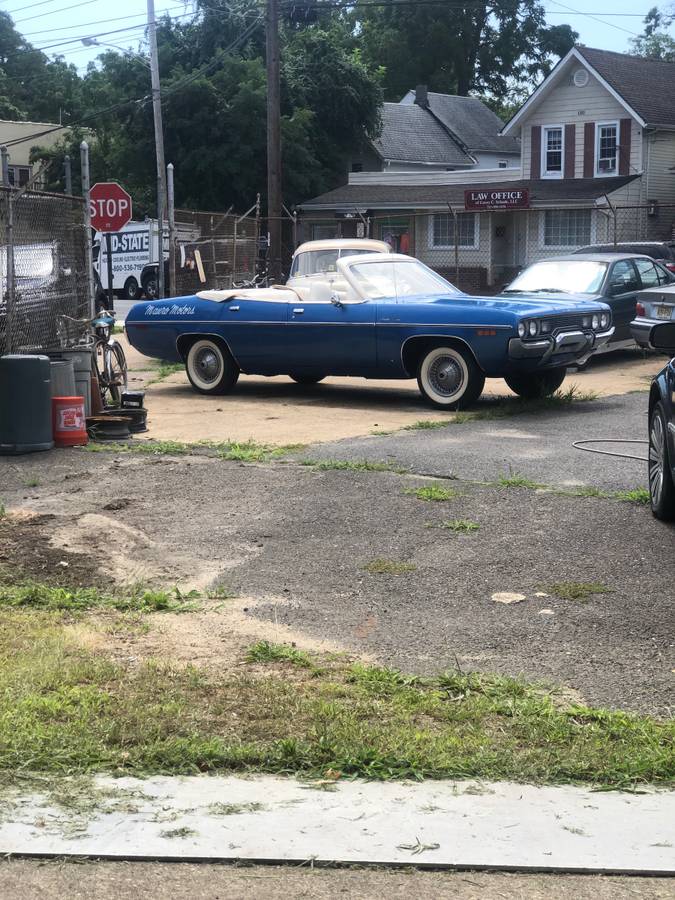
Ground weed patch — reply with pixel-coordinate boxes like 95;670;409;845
451;385;599;424
546;582;612;602
301;459;407;474
246;641;314;669
363;558;417;575
497;471;545;489
0;582;201;614
405;485;457;502
613;487;650;505
0;502;5;519
439;520;480;533
147;361;184;385
404;420;449;431
0;612;671;785
24;478;41;488
83;439;301;462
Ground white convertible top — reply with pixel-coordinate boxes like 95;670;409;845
196;287;300;303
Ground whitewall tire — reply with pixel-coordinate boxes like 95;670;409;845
185;338;239;395
417;345;485;409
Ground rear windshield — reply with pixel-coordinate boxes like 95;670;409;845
290;248;378;278
576;244;673;260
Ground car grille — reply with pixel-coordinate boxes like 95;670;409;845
545;314;586;332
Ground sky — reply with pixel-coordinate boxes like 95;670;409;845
1;0;674;75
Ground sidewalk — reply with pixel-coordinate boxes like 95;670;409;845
1;775;673;874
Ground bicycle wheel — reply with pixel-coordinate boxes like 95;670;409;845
104;340;128;407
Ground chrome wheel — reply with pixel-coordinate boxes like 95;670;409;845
428;354;464;397
649;412;665;507
194;346;222;385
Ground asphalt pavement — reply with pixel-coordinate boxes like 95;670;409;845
306;392;651;493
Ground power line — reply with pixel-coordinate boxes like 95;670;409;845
22;4;188;37
1;0;94;15
13;0;102;24
545;0;640;36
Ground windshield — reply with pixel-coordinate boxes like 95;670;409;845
0;243;56;280
349;260;458;299
505;260;608;295
291;248;377;278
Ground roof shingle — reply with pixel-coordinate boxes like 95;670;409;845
422;92;520;154
300;176;639;209
575;47;675;128
374;103;473;166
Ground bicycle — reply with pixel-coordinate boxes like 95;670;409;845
56;310;128;408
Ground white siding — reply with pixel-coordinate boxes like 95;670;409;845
519;59;642;179
646;131;675;206
471;151;520;169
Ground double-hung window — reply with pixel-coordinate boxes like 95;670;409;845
543;209;592;247
596;122;618;175
430;213;478;249
542;125;563;178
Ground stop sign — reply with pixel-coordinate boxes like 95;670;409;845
89;182;133;232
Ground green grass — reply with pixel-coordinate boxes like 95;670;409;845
613;487;650;505
0;582;201;614
83;438;302;462
0;502;5;519
363;558;417;575
24;477;41;488
405;485;457;502
147;361;184;385
546;582;612;602
404;420;449;431
439;520;480;533
450;385;599;424
246;640;314;669
487;472;650;506
301;459;407;474
0;615;671;786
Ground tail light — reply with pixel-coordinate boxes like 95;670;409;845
666;263;675;273
636;302;646;316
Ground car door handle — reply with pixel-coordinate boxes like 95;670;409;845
229;305;240;311
293;308;304;314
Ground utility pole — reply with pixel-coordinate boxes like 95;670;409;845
266;0;282;282
147;0;167;298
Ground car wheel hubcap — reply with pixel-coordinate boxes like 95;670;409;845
195;347;221;384
649;414;664;506
428;355;463;397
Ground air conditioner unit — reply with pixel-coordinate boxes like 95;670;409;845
598;158;615;172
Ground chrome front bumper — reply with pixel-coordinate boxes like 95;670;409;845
508;328;614;365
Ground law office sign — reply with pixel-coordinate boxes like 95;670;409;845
464;188;530;210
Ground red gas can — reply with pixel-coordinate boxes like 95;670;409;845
52;396;88;447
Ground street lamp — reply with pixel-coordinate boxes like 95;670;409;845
80;37;150;67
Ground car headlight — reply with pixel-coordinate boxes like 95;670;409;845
592;314;599;330
582;316;591;328
529;320;539;337
518;322;526;338
600;312;610;329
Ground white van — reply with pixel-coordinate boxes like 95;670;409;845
94;220;164;301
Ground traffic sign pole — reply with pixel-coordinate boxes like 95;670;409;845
105;233;114;311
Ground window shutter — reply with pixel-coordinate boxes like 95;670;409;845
583;122;595;178
530;125;541;179
564;124;575;179
619;119;631;176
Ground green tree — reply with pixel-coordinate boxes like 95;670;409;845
631;6;675;61
356;0;577;100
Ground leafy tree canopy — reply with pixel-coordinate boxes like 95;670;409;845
631;6;675;62
2;0;578;211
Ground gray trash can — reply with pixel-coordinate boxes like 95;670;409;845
0;354;54;454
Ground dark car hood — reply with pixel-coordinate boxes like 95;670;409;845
426;291;607;316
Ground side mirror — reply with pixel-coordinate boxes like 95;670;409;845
649;321;675;352
330;292;343;308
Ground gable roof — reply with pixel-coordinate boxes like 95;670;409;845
503;46;675;134
575;47;675;129
374;102;474;166
405;91;520;154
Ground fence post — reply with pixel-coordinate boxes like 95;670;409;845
64;155;72;195
167;163;176;297
80;141;95;317
0;146;8;186
233;218;237;286
5;187;14;354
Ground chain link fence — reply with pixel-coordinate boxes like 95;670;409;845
298;204;675;294
171;207;260;294
0;185;90;355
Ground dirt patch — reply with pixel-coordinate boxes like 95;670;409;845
0;517;103;588
95;595;361;673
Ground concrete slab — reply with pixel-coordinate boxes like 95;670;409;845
1;776;673;874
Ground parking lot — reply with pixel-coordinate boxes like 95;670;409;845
2;347;673;716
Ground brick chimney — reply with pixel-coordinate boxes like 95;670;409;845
414;84;429;109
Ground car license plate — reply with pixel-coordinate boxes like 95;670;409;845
655;305;674;320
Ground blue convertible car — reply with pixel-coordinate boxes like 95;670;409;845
125;253;614;409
